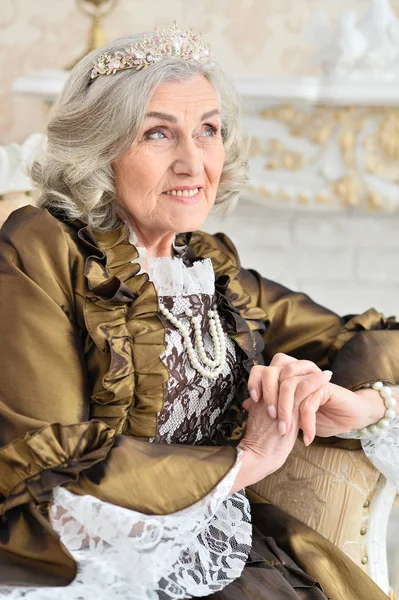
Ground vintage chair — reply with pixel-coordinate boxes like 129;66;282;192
251;439;397;599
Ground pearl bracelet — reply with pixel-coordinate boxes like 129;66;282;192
356;381;397;438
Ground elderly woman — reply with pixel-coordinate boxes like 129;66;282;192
0;23;398;600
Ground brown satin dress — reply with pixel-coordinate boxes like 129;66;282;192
0;205;397;598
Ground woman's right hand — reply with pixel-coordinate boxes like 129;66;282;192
230;396;300;494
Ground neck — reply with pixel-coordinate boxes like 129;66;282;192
130;222;176;258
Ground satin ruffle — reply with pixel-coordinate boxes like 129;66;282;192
0;421;114;512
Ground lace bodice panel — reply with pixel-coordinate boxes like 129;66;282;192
154;293;242;445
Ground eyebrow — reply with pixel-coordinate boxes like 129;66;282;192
145;109;220;123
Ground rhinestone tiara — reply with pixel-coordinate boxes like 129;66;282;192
90;21;213;80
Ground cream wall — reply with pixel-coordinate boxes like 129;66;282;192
0;0;391;144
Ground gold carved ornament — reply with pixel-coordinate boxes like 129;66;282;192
248;105;399;211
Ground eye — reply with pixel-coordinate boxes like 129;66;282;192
203;124;219;137
145;128;167;140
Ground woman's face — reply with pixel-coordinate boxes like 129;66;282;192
113;74;225;238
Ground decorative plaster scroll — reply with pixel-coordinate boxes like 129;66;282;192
244;104;399;211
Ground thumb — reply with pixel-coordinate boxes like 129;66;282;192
242;398;252;411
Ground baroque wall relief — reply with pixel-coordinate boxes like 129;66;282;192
245;103;399;211
240;0;399;213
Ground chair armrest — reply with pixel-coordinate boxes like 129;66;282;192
249;438;395;595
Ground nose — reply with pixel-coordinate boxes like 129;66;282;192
171;135;204;178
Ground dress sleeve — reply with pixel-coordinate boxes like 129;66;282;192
0;209;236;587
237;267;399;391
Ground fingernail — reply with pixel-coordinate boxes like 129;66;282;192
303;435;310;446
250;389;259;402
278;420;287;436
268;404;277;419
324;370;333;378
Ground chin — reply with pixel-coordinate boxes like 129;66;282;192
174;211;210;233
171;202;214;233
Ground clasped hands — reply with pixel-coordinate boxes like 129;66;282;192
244;353;385;445
232;353;386;492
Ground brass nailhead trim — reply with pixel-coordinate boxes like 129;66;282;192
361;556;368;565
360;527;367;535
363;500;370;508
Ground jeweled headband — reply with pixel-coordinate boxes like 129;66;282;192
90;21;213;81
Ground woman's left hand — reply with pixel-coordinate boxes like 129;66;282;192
244;353;388;445
311;385;386;439
292;383;389;442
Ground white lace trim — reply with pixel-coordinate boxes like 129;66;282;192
128;228;215;296
146;255;215;297
360;416;399;489
0;452;251;599
338;416;399;490
337;386;399;490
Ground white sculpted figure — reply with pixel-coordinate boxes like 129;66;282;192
309;0;399;79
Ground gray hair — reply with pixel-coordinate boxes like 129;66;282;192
31;33;249;231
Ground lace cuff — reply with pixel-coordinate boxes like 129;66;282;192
360;415;399;489
0;451;251;599
337;387;399;489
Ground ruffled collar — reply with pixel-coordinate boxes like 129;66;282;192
126;226;215;297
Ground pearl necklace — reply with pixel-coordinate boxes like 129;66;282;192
159;303;227;380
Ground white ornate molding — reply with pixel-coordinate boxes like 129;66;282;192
12;69;69;101
235;77;399;107
12;71;399;108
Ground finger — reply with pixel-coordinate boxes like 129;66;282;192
269;353;297;368
242;398;252;411
247;365;265;403
293;371;332;406
248;365;281;415
279;360;322;384
300;397;320;446
277;371;332;435
299;384;330;445
277;376;303;434
260;366;281;419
